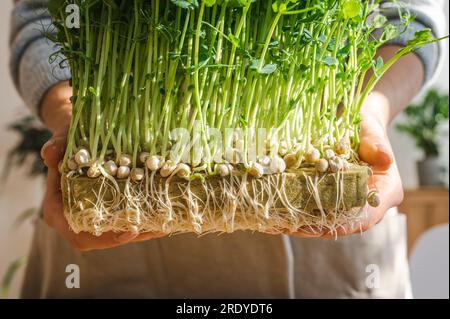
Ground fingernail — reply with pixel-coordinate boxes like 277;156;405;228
115;232;138;243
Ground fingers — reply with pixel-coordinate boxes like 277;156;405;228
133;232;167;243
42;167;63;228
43;166;164;251
41;134;67;169
319;163;404;239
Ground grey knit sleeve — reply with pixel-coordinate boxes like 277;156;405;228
9;0;71;116
380;0;447;85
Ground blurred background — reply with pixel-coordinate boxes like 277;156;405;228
0;1;448;299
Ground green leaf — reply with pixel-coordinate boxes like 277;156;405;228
373;56;384;74
250;60;278;75
341;0;361;20
1;257;27;298
320;56;338;67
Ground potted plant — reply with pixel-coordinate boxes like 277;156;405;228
396;89;449;186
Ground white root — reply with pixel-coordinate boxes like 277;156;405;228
63;165;367;237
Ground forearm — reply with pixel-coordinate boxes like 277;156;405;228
363;45;425;127
10;0;71;116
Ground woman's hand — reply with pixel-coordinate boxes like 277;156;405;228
291;91;404;239
323;92;404;237
40;81;165;252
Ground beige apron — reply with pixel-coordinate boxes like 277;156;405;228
21;210;411;299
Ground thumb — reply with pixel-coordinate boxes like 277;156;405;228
41;134;67;169
359;118;393;172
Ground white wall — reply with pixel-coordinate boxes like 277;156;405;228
0;1;448;299
0;1;43;299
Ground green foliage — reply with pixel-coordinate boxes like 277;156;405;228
2;116;51;181
1;257;27;299
396;89;449;157
45;0;445;172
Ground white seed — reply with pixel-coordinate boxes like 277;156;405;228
248;162;264;178
329;156;343;173
324;148;335;159
104;160;118;176
160;161;176;178
87;165;101;178
67;158;78;171
74;149;90;166
270;156;286;174
306;148;320;163
336;138;350;155
117;166;131;179
119;154;132;167
217;163;231;177
367;191;381;208
146;155;162;171
176;163;191;178
284;153;298;169
131;168;144;182
316;158;329;173
257;155;271;167
139;152;150;164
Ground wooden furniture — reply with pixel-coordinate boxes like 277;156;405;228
399;188;449;255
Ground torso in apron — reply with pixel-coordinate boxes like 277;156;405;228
21;211;411;298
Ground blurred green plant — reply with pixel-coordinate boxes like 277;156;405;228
1;257;27;299
1;116;49;299
2;116;51;180
396;89;449;157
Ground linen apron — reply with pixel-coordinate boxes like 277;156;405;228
20;209;411;299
